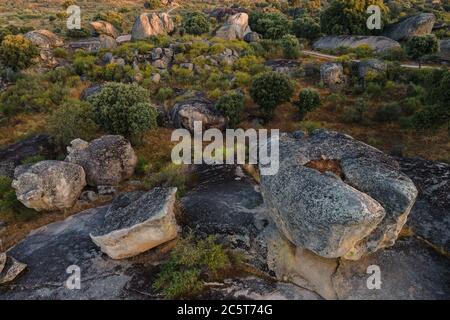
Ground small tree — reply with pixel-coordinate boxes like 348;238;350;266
295;89;321;120
0;35;38;71
250;72;294;119
88;83;157;143
183;12;210;35
405;35;439;68
280;34;302;59
249;12;292;40
292;16;321;42
215;92;245;128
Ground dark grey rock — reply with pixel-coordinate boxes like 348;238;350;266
0;135;56;178
383;13;436;41
81;84;103;100
320;62;347;91
265;59;301;75
357;59;387;80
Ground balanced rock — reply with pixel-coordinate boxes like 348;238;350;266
12;160;86;212
259;130;418;260
90;188;179;259
65;135;137;187
90;20;119;38
383;13;436;41
170;94;227;132
313;36;401;53
24;30;63;49
215;13;251;40
320;62;347;91
131;13;174;40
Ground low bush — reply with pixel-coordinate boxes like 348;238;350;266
373;102;401;122
295;89;321;120
215;91;245;128
144;163;187;196
249;12;292;40
292;15;321;41
47;100;99;147
280;34;302;59
0;176;37;221
250;71;294;119
88;83;158;143
0;35;38;71
183;12;210;35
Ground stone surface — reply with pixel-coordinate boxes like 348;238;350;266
67;36;116;53
439;39;450;59
131;13;174;41
259;130;418;260
397;157;450;253
91;188;179;260
12;160;86;212
215;13;251;40
313;36;401;53
357;59;387;80
65;136;137;187
81;84;103;100
24;30;63;49
320;62;347;91
0;255;27;285
116;34;132;44
170;94;227;132
90;21;119;38
0;134;56;178
244;31;260;43
265;59;301;75
383;13;436;41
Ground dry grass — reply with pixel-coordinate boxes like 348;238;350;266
0;113;48;146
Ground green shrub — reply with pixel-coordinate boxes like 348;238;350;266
292;15;321;41
155;87;174;102
88;83;157;142
233;55;265;74
410;104;448;130
249;12;292;40
405;35;439;68
342;99;367;123
144;0;161;9
0;176;37;221
215;92;245;128
135;156;151;176
250;72;294;118
153;232;233;299
65;28;91;39
93;11;124;32
0;35;38;71
21;155;45;165
298;120;322;134
295;89;321;120
373;102;401;122
73;52;97;75
280;34;302;59
53;47;69;59
183;12;210;35
47;100;99;147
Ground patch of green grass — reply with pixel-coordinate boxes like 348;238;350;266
0;176;37;222
153;232;237;299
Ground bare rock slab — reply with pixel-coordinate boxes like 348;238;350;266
0;253;27;285
90;188;179;259
12;160;86;212
383;13;436;41
259;130;418;260
313;35;400;53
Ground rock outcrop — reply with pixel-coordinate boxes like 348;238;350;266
356;59;387;80
215;13;251;40
90;188;179;259
12;160;86;212
90;20;119;38
0;253;27;285
259;130;418;260
170;94;227;132
24;30;63;49
313;36;401;53
131;13;174;41
439;39;450;59
383;13;436;41
67;36;117;53
65;136;137;187
320;62;347;91
265;59;301;75
0;134;56;178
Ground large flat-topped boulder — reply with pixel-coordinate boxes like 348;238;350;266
12;160;86;212
259;130;418;260
24;30;63;49
383;13;436;41
90;188;179;259
313;35;401;53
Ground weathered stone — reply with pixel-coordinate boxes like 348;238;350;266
243;31;260;43
179;62;194;70
439;39;450;59
265;59;301;75
259;130;418;260
151;73;161;84
67;36;116;53
170;94;227;132
12;160;86;212
357;59;387;80
383;13;436;41
97;186;118;196
0;255;27;285
131;13;174;41
215;13;251;40
24;30;63;49
65;136;137;187
90;188;179;259
90;21;119;38
81;84;103;100
0;134;56;178
320;62;347;91
99;35;117;50
116;34;132;44
313;35;401;53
